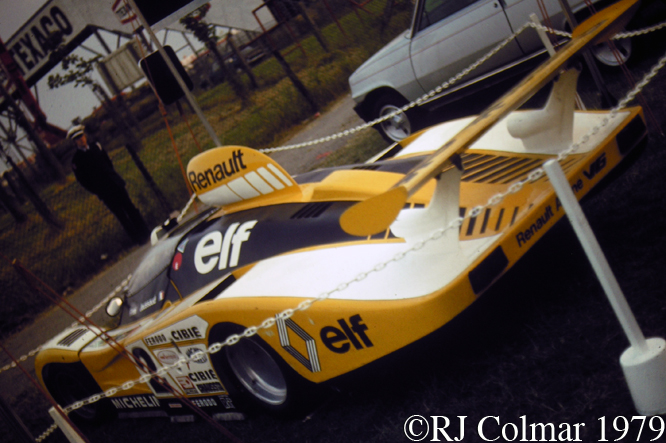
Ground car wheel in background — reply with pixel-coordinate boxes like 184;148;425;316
592;37;632;66
372;93;423;142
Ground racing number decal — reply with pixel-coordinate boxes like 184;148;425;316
132;347;171;395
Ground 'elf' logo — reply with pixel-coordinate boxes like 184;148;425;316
320;314;373;354
194;220;257;274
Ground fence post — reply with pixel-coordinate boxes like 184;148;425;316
0;395;34;443
49;407;87;443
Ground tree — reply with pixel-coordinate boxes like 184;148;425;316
0;81;66;183
0;141;60;227
180;6;250;103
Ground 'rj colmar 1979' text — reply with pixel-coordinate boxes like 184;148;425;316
403;415;666;442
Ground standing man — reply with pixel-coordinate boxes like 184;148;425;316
68;125;150;244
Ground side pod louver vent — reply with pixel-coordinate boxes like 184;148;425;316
291;202;333;219
58;328;88;347
351;165;381;171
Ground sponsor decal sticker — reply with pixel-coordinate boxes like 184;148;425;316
110;394;160;410
276;317;321;373
193;220;258;274
188;148;248;192
156;349;179;366
144;316;209;347
172;252;183;271
139;296;157;312
175;376;198;395
218;395;235;409
515;205;554;248
188;369;218;383
196;382;225;394
186;346;208;364
191;397;218;408
320;314;373;354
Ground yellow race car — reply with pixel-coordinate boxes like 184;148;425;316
34;0;646;423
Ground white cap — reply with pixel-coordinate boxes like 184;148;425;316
67;125;85;140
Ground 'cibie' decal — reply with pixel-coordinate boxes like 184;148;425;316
194;220;258;274
144;316;209;347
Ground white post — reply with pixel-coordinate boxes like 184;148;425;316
529;13;585;110
125;0;222;147
48;407;86;443
543;159;666;415
529;13;556;57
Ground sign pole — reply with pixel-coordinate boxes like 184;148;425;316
124;0;222;147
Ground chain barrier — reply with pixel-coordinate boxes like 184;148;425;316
176;194;198;224
259;20;664;154
60;41;666;415
0;346;41;376
615;20;666;38
35;423;58;442
2;13;661;421
260;21;534;154
0;275;132;377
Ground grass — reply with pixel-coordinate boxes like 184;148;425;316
308;128;388;170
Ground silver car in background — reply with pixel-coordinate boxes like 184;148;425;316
349;0;634;142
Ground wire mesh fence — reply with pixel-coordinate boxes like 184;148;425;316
0;0;413;339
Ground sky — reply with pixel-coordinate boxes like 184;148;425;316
0;0;204;135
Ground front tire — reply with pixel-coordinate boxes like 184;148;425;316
372;93;422;142
42;363;113;424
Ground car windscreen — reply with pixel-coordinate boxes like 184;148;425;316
119;236;181;325
116;208;218;325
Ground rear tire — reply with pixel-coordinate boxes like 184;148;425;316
591;38;631;67
209;324;319;417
